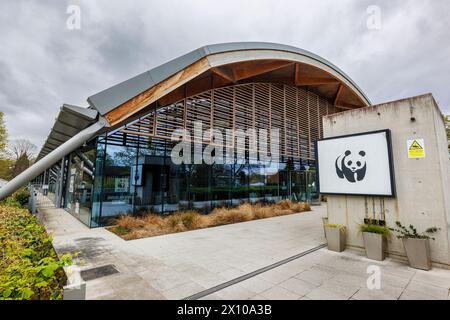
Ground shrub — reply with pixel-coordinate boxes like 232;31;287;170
13;188;30;207
325;223;346;230
0;205;72;300
0;188;31;209
360;223;390;239
390;221;440;240
0;196;22;208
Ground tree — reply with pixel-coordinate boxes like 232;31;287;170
0;112;11;180
7;139;37;178
0;158;14;180
8;139;37;160
0;112;7;154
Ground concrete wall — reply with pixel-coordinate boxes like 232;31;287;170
323;94;450;266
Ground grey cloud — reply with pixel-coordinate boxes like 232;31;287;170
0;0;449;150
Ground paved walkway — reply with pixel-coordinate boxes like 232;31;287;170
40;205;450;300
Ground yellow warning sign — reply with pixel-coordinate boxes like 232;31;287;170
407;139;425;158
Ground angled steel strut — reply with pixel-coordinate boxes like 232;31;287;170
0;118;109;200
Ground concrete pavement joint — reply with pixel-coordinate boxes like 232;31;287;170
183;243;327;300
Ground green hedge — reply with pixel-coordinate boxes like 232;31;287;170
0;188;31;208
0;204;71;300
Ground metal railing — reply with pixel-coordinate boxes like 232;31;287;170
28;184;56;214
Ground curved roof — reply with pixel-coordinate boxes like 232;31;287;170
35;42;371;166
88;42;371;119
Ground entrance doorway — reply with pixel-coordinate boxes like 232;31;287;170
283;170;318;203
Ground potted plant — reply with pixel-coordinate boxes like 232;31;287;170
360;222;390;261
390;221;440;270
325;224;346;252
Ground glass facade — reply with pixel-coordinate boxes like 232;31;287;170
77;135;317;226
52;82;330;227
56;135;318;227
63;147;96;226
54;142;319;228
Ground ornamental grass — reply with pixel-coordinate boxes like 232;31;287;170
110;200;311;240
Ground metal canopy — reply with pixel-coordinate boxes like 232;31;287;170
36;104;98;161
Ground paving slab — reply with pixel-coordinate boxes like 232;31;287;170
259;286;301;300
40;204;450;300
306;287;350;300
279;277;319;296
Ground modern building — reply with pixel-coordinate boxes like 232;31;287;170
1;42;371;227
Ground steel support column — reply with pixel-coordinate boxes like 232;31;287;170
0;118;108;200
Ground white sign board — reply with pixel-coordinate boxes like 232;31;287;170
316;130;395;197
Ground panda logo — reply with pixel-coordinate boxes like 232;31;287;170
335;150;367;183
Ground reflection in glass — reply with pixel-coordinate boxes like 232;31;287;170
73;128;319;227
64;148;96;226
100;144;135;220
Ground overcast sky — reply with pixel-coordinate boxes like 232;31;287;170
1;0;449;150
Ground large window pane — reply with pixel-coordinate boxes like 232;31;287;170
135;154;165;213
100;145;136;221
211;164;232;207
249;161;265;203
231;161;249;205
190;164;211;211
91;141;105;227
64;148;95;226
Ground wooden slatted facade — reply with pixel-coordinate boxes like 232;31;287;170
117;82;338;160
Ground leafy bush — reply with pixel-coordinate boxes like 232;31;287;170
389;221;440;240
0;205;72;300
360;223;390;239
0;188;31;209
13;188;30;207
0;196;22;208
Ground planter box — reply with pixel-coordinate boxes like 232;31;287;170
363;232;386;261
63;282;86;300
325;227;346;252
402;238;432;270
63;265;86;300
322;217;329;239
